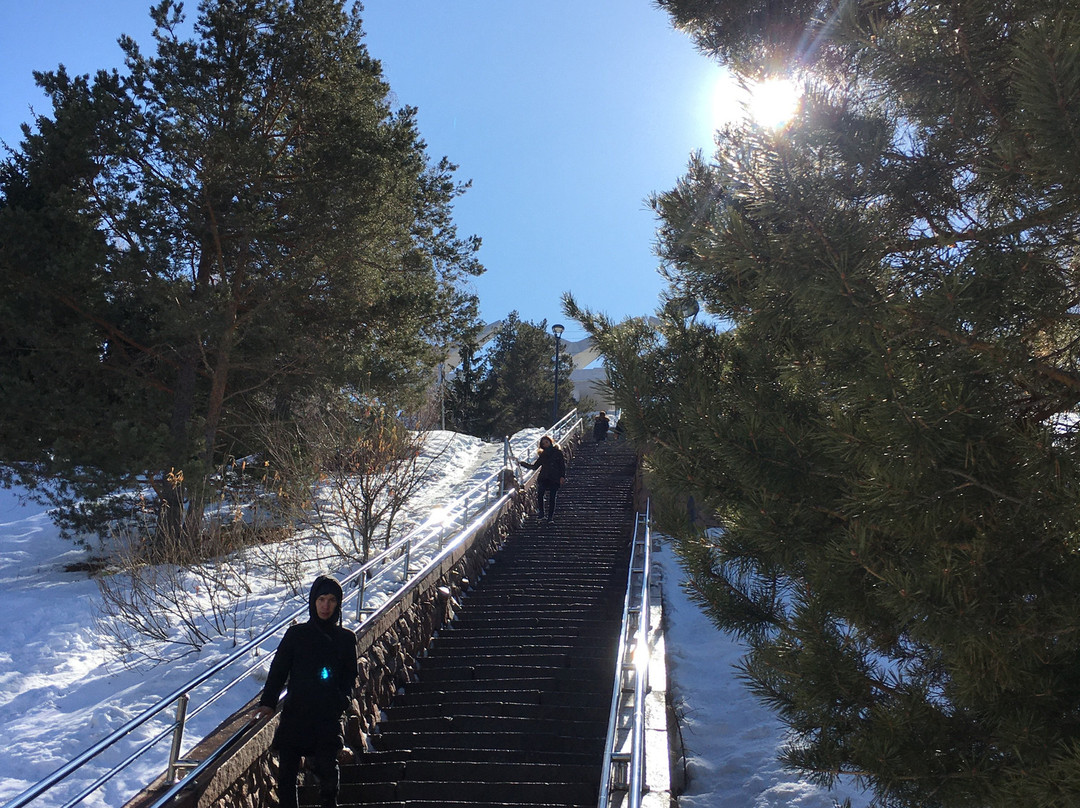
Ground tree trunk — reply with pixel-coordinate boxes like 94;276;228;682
159;340;199;548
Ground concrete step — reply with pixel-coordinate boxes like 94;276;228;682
423;647;610;661
409;661;610;683
397;673;610;696
337;753;596;784
417;652;609;671
437;617;616;634
371;729;603;756
388;688;609;711
334;777;596;805
425;636;613;653
432;608;618;624
386;702;608;723
376;713;606;737
409;671;609;692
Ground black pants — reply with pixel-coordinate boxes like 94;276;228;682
537;481;560;520
277;745;339;808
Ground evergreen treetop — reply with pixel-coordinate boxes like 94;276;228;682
444;312;576;439
0;0;482;542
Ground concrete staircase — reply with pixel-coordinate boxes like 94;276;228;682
314;438;638;808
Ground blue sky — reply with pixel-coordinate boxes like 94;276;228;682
0;1;727;344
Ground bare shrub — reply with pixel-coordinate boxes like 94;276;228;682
94;474;303;664
267;398;446;565
93;394;447;662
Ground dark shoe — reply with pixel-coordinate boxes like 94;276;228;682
536;516;547;524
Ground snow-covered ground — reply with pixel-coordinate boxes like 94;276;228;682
656;546;867;807
0;428;867;807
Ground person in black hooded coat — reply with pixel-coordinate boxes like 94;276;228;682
593;411;610;442
517;434;567;523
255;574;358;808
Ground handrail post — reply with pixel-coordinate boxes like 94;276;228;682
501;437;510;495
166;693;190;784
355;570;367;623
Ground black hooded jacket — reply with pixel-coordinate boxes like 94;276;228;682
593;413;610;440
258;575;359;752
521;442;566;485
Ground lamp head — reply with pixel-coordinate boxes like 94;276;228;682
552;323;565;338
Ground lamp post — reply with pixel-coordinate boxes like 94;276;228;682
551;323;565;424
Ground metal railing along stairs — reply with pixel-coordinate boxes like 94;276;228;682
599;502;653;808
1;413;583;808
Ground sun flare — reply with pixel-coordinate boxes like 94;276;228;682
748;77;801;128
710;73;802;130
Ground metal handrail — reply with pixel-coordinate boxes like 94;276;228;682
2;423;583;808
598;501;652;808
629;507;652;806
508;411;581;484
146;717;258;808
551;409;580;441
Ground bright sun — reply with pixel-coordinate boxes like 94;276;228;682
711;73;801;130
748;77;801;127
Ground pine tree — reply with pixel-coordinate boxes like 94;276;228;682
0;0;481;543
572;1;1080;805
465;312;575;439
444;335;485;435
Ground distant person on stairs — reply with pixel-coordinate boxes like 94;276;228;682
254;574;358;808
518;434;566;524
593;411;610;442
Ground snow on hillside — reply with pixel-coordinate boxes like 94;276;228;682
0;428;866;807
